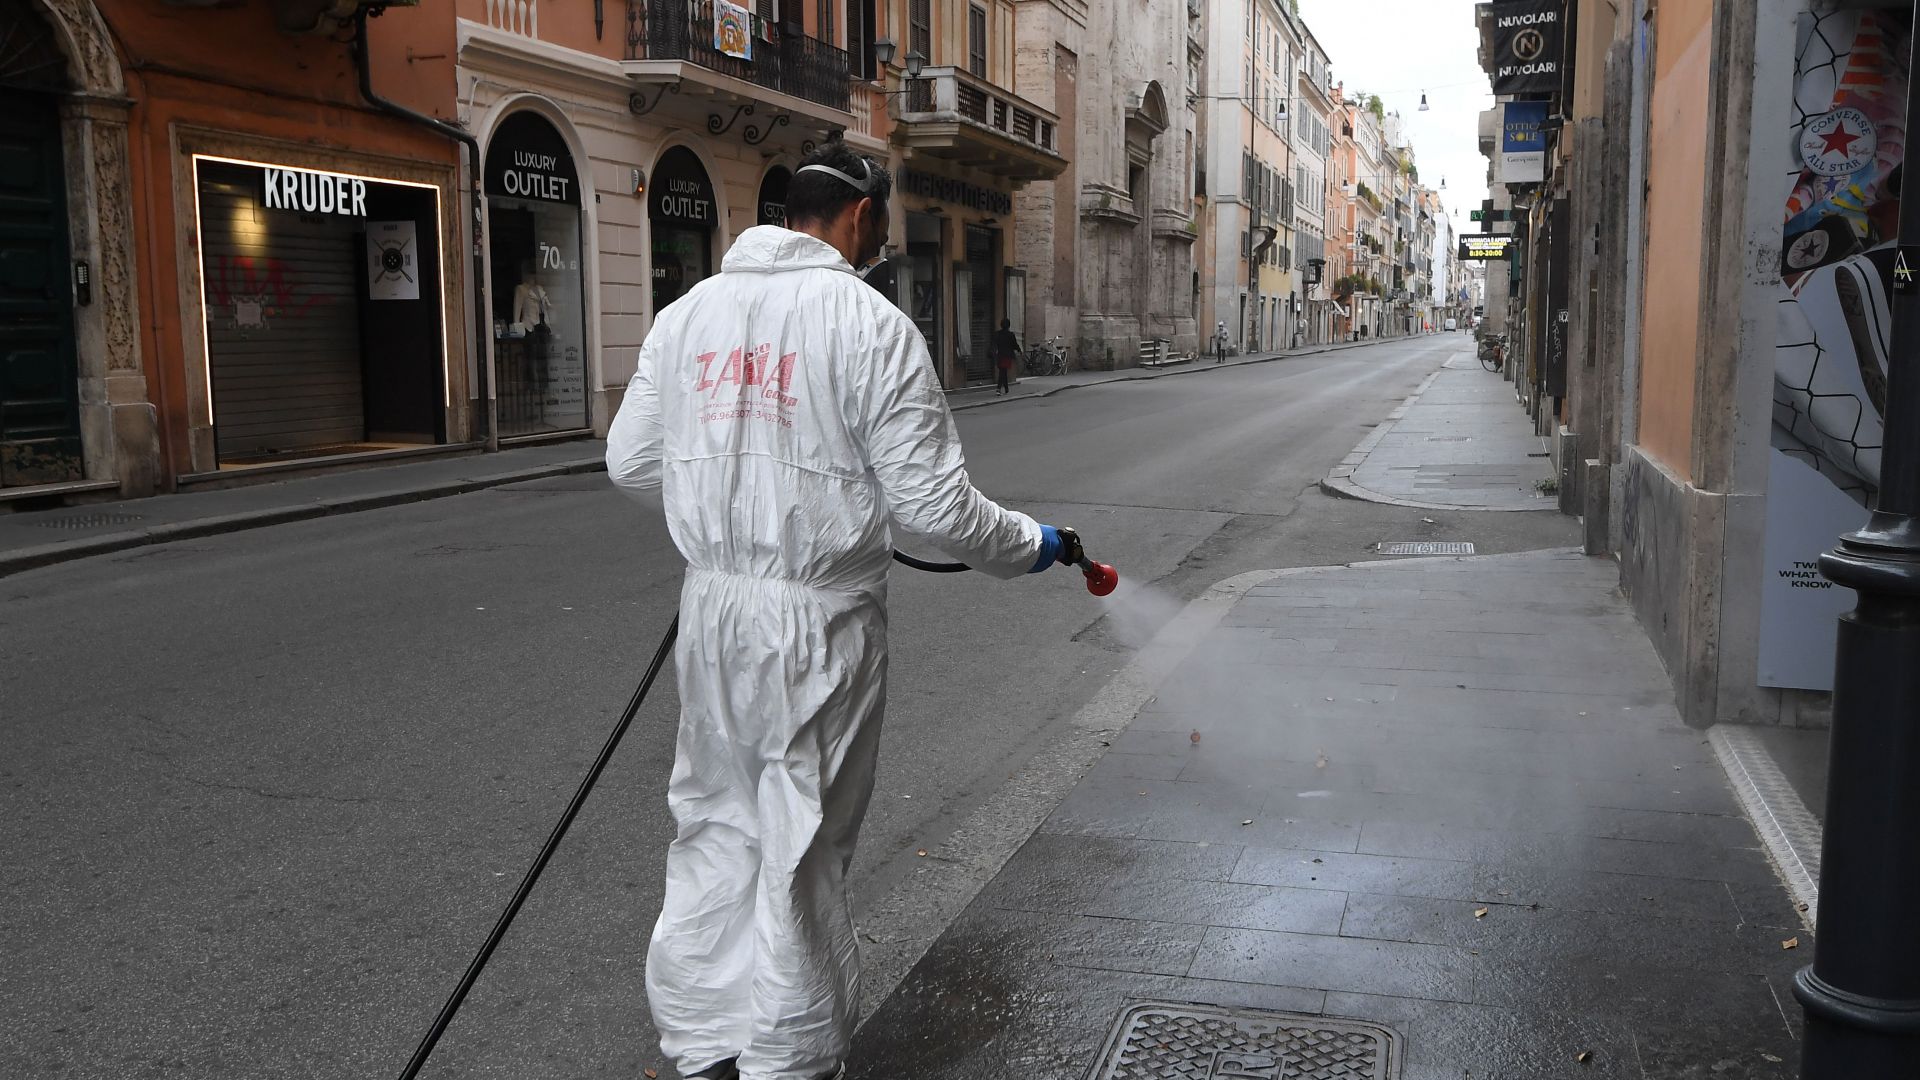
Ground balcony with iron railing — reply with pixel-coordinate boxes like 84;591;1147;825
893;66;1066;183
626;0;850;114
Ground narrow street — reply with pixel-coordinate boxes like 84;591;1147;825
11;0;1907;1072
1;336;1577;1079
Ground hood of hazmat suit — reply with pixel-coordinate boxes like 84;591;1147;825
606;225;1041;1080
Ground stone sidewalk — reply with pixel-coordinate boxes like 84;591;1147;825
848;551;1810;1080
1324;354;1555;511
0;441;606;578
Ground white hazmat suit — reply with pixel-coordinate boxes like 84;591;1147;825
606;225;1043;1080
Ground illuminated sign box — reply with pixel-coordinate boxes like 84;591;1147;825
1458;236;1514;260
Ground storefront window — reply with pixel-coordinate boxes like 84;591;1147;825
905;211;943;374
194;158;445;465
1005;268;1027;345
962;223;998;384
485;112;588;438
758;166;790;228
650;146;717;312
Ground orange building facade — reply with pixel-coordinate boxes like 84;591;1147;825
3;1;1068;502
4;1;468;500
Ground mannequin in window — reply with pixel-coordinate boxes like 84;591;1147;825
512;258;553;338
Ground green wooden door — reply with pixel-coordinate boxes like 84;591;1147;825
0;95;82;487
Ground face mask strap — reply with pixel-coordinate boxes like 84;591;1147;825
797;158;877;194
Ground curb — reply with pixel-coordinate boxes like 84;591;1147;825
0;458;607;580
1317;366;1555;513
947;338;1387;412
1709;725;1822;932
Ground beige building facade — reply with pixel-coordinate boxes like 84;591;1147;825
1013;0;1200;368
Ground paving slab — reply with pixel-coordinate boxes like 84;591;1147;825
848;550;1811;1079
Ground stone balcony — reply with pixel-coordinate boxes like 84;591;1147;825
893;66;1067;183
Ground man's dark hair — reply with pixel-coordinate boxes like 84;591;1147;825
785;140;892;227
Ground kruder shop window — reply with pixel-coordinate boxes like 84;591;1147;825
485;112;588;438
194;158;446;465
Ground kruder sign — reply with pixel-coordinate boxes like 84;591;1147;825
1489;0;1563;96
1459;235;1514;260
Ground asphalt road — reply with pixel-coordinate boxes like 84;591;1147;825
0;334;1580;1079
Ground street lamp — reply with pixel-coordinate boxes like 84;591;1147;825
873;45;929;100
1796;9;1920;1073
1418;92;1430;111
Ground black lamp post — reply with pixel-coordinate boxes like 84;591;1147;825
1796;8;1920;1075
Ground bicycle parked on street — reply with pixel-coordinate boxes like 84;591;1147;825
1477;333;1506;373
1024;336;1069;377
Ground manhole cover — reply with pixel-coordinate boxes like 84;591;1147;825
34;511;145;530
1377;541;1474;555
1091;1002;1399;1079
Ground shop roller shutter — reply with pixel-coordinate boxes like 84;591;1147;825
198;183;364;459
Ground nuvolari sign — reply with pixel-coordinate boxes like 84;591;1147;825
1458;235;1515;260
1489;0;1563;96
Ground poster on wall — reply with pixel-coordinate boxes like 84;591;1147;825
716;0;753;60
1499;101;1549;184
1760;10;1910;689
366;221;420;301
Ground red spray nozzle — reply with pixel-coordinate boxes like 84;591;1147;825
1082;561;1119;597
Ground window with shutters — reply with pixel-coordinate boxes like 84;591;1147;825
818;0;833;44
968;5;987;78
847;0;873;79
910;0;931;65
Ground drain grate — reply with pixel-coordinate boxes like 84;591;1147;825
34;511;145;531
1377;541;1474;556
1091;1002;1398;1079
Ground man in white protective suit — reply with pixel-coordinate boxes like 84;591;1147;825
606;141;1074;1080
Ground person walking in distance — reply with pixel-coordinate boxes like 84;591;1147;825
605;141;1077;1080
991;318;1020;395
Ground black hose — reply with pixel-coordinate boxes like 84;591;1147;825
891;551;971;573
397;552;961;1077
396;616;679;1080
